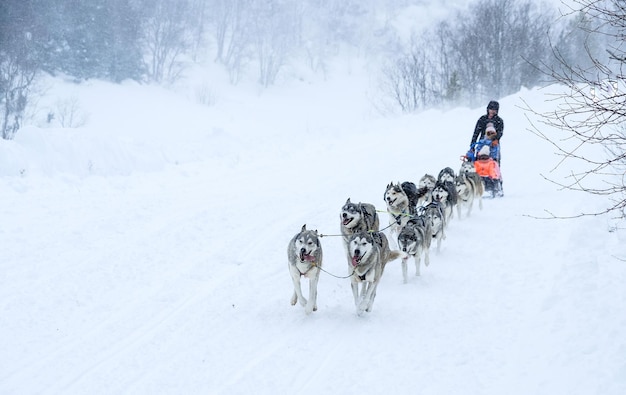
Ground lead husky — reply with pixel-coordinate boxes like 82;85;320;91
288;224;323;314
397;214;432;281
347;231;401;315
340;198;379;245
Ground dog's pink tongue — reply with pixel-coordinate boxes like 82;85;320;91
351;256;359;267
303;254;315;262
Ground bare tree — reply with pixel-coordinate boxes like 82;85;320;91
526;0;626;219
250;1;298;87
380;0;556;112
1;53;37;139
0;2;42;140
211;0;254;84
140;0;192;83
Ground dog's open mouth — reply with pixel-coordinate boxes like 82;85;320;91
351;254;362;267
342;217;353;226
300;250;315;262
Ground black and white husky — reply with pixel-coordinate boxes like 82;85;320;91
431;180;458;224
287;224;323;314
417;174;437;206
397;214;432;281
437;167;456;183
347;231;401;315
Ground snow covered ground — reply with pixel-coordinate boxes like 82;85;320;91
1;61;625;395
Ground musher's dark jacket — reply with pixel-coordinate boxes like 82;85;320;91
470;114;503;146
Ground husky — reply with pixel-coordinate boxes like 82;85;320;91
431;180;458;224
422;202;446;252
417;174;437;206
339;198;379;245
455;172;483;219
459;161;485;201
347;231;401;315
397;214;432;281
459;160;476;176
384;181;425;243
437;167;456;183
287;224;323;314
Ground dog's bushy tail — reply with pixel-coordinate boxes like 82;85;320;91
388;250;402;261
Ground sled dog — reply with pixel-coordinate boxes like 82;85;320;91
459;161;485;204
437;167;456;183
417;174;437;206
347;231;401;315
384;181;425;243
423;202;446;252
397;214;432;281
431;180;458;223
340;198;379;245
287;224;323;314
455;172;483;219
459;160;476;176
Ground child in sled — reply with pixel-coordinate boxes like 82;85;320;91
471;123;500;163
474;145;503;198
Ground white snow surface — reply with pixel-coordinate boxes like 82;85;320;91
1;63;625;395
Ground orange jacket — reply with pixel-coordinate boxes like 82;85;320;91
474;157;501;179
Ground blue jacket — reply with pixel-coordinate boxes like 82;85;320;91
470;138;499;161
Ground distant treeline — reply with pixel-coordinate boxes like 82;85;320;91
0;0;617;137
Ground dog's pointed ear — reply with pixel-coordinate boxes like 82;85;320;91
301;224;307;232
346;197;351;204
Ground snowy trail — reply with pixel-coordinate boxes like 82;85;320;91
3;158;619;394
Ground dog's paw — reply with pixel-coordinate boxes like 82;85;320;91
290;293;297;306
358;299;370;313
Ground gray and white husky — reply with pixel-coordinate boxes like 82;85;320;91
340;198;379;245
397;214;432;281
455;172;483;219
287;224;323;314
383;181;425;243
423;202;446;253
347;231;401;315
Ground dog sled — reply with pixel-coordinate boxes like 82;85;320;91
461;144;503;199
